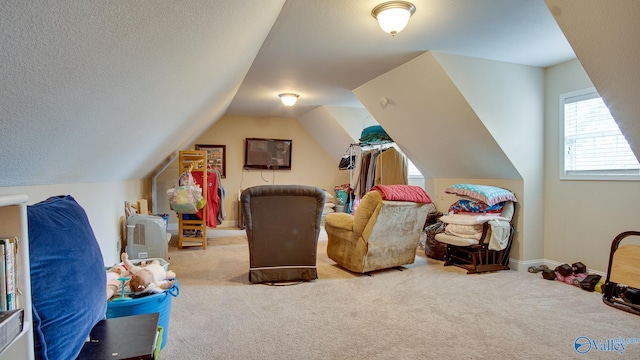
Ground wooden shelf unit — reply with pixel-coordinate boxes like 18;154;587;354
177;150;207;249
0;195;34;360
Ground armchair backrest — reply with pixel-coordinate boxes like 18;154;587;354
240;185;325;283
352;190;383;238
353;190;430;243
326;187;434;273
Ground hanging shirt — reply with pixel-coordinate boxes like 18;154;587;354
191;171;220;228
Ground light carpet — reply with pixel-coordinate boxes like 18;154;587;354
160;228;640;360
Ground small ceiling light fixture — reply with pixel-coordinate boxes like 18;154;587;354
371;1;416;36
279;93;299;106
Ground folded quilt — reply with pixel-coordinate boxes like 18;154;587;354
448;199;504;214
445;223;483;240
439;213;509;225
371;184;432;203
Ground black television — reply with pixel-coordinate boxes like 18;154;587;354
243;138;292;170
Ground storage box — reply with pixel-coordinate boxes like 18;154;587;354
126;213;168;261
107;280;178;351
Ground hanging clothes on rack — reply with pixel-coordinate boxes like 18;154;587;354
214;169;226;226
374;146;408;186
191;168;224;228
346;125;409;210
350;143;407;198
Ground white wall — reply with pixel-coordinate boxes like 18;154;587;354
544;59;640;272
155;115;348;228
354;52;519;180
431;52;545;262
0;180;145;266
546;0;640;162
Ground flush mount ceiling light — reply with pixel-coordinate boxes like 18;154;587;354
371;1;416;36
278;93;299;106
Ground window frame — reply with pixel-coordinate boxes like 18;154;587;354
559;87;640;181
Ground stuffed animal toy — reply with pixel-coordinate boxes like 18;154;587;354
107;263;130;279
105;263;131;299
121;253;176;295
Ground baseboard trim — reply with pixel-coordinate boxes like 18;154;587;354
508;258;545;272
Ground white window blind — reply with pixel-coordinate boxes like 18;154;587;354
561;88;639;180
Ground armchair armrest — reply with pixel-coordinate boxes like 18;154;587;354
325;212;354;231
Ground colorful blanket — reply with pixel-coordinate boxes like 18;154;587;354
371;185;432;203
448;199;504;214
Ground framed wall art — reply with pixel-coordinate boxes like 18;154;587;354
195;144;226;178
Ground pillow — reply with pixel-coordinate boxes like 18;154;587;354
28;195;107;360
445;184;517;206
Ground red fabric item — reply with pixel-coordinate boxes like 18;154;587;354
191;171;219;227
371;185;432;204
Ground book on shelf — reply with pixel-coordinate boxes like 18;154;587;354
0;308;24;354
0;238;17;312
0;245;5;312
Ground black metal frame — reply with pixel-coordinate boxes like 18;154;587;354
602;231;640;316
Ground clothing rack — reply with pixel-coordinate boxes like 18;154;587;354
351;141;396;182
349;142;407;198
177;150;207;249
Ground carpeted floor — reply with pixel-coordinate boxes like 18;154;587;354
160;228;640;360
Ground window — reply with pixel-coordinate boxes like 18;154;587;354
560;87;640;180
407;159;423;178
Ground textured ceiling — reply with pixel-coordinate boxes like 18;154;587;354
227;0;576;118
0;1;284;186
0;1;588;187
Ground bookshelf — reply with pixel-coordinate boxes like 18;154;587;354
177;150;208;249
0;195;34;360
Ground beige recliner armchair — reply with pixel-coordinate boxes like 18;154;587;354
325;188;434;273
241;184;325;284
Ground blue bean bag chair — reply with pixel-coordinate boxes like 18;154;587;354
28;195;106;360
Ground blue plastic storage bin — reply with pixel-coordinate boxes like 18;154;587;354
106;280;179;350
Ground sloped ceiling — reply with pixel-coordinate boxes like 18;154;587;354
298;106;374;162
7;1;621;188
354;52;520;179
228;0;575;118
545;0;640;160
0;1;284;186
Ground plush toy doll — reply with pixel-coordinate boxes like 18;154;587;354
105;264;130;299
121;253;176;295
